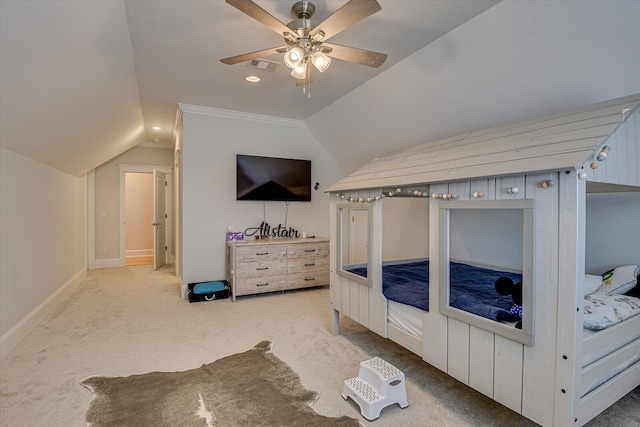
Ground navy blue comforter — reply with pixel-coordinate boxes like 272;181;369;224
348;260;522;322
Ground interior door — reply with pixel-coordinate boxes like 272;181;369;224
153;169;167;270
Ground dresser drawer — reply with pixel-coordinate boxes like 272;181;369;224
235;275;288;295
287;242;329;258
235;259;286;279
235;244;286;262
288;271;330;288
287;257;329;274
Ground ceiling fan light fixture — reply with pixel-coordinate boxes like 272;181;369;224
311;51;331;72
290;62;307;79
284;47;304;68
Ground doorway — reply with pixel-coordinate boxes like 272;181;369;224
118;164;172;269
125;173;154;266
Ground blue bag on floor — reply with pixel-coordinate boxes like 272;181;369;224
188;280;230;303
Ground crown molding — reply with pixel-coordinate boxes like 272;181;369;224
178;103;306;128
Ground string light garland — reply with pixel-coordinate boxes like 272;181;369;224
336;187;429;203
590;145;611;169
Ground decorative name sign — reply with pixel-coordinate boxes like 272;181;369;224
244;221;300;239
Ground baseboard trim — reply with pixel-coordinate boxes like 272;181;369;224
94;258;124;269
126;249;153;257
1;269;87;360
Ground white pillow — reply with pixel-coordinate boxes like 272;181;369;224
583;293;640;330
600;265;639;295
584;274;602;296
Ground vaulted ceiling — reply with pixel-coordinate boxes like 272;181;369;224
1;1;639;177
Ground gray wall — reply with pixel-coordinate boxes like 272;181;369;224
93;145;173;261
382;197;429;262
585;192;640;275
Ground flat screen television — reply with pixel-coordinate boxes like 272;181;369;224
236;154;312;202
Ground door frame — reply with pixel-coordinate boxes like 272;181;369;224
118;164;172;268
152;169;168;270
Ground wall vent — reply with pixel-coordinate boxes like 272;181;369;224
248;59;280;72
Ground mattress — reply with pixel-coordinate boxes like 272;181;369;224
388;300;424;341
349;259;522;322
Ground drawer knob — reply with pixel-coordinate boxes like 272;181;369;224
256;267;269;271
304;249;316;253
256;283;269;287
305;263;315;267
304;277;315;281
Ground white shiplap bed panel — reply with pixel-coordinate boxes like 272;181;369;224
448;181;470;201
553;171;586;426
494;335;524;413
423;183;449;373
387;323;421;355
496;175;526;200
469;178;496;201
521;172;560;426
578;359;640;426
469;326;495;399
585;106;639;187
447;317;470;384
369;196;387;337
330;194;340;336
630;108;639;185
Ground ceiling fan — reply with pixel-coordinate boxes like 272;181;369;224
220;0;387;93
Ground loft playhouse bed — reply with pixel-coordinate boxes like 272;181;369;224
327;93;640;426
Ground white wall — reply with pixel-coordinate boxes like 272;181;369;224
307;0;640;175
382;197;429;262
180;107;344;290
585;192;640;275
449;208;523;271
0;147;86;359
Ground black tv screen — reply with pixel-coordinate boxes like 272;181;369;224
236;154;311;202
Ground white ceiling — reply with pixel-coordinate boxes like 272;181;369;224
1;1;639;178
0;0;498;176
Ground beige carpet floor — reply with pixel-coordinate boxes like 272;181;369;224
1;265;638;426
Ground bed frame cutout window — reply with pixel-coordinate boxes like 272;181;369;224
438;200;535;345
336;203;372;286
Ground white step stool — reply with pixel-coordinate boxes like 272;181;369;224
342;356;408;421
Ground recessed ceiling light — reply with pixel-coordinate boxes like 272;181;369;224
245;75;261;83
152;126;161;131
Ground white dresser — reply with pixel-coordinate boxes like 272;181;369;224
226;237;329;301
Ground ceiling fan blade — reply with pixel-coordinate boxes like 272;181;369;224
226;0;292;36
310;0;381;40
322;43;387;68
220;46;287;65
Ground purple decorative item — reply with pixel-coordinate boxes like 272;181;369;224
226;232;244;241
